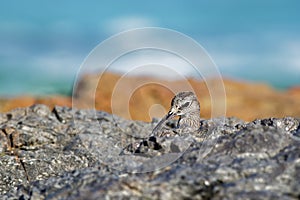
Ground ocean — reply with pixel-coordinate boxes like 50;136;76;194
0;1;299;97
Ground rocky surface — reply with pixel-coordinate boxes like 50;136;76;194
74;72;300;121
0;105;300;199
0;95;71;114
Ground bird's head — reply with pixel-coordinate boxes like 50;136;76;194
167;91;200;119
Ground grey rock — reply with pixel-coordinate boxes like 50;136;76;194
0;105;299;199
0;113;8;125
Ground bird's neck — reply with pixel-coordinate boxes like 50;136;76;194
178;111;201;131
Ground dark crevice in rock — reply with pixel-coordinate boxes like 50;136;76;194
6;113;12;121
1;127;10;149
19;158;30;182
8;132;14;149
52;107;65;123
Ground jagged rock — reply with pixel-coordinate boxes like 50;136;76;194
0;105;299;199
73;72;300;121
0;96;72;114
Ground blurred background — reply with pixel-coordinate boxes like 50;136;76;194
0;1;299;121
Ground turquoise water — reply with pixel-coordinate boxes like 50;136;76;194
0;1;299;96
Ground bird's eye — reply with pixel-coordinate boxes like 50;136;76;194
181;102;190;108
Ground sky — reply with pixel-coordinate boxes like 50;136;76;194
0;1;300;96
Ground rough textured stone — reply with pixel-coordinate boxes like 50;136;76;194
0;96;71;114
0;105;300;199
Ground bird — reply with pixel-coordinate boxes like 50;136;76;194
151;91;201;137
120;91;201;155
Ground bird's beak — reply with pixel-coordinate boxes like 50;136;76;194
166;107;177;119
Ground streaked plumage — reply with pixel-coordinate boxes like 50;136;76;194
152;91;201;136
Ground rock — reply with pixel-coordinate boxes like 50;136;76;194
0;95;71;114
0;105;300;199
73;72;300;122
1;72;300;122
